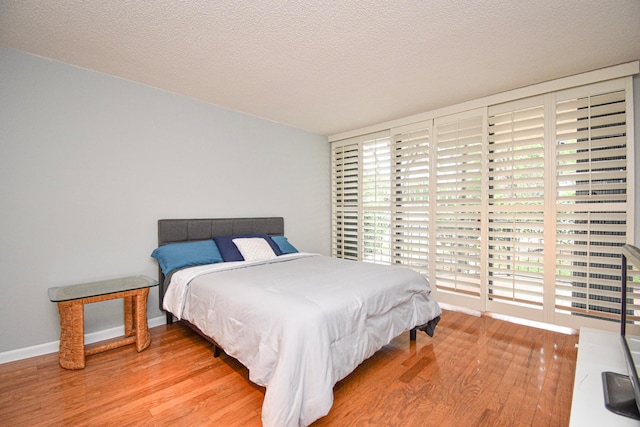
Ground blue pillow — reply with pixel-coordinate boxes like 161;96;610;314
151;240;223;275
272;236;299;254
214;234;283;261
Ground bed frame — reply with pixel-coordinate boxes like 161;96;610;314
156;216;438;355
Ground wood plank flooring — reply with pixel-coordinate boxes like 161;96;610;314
0;310;579;426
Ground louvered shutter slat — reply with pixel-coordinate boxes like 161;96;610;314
487;101;545;310
434;113;482;296
390;121;431;275
332;141;361;260
554;88;628;320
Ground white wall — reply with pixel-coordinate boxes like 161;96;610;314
0;47;330;354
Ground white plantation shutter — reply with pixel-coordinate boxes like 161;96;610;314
623;246;640;330
554;83;630;326
433;111;484;303
486;98;546;319
362;133;392;263
391;122;432;275
332;142;360;260
329;72;634;331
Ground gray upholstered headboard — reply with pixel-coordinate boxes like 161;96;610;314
157;217;284;314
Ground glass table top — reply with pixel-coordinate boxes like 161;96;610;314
48;275;158;302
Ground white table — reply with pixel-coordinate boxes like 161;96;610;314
570;327;640;426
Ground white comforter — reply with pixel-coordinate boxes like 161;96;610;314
163;253;441;427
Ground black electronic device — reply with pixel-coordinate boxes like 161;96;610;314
602;244;640;420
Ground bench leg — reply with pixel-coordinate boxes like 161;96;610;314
134;288;151;352
124;296;134;337
57;301;85;369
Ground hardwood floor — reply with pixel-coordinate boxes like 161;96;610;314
0;310;578;426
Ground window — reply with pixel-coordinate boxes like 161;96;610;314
331;76;634;330
391;122;432;275
554;83;630;328
433;112;484;303
486;98;546;320
331;141;360;260
362;134;392;264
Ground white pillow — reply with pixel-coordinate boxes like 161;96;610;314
233;238;277;261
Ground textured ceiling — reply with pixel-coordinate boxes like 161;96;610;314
1;0;639;136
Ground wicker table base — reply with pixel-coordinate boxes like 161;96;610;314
55;287;151;369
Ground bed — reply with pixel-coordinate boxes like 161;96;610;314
153;217;442;427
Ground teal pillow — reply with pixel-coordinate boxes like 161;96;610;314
151;240;223;275
272;236;299;254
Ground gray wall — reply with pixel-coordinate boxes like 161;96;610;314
0;47;330;353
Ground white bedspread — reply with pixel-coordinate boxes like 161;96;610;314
163;253;441;427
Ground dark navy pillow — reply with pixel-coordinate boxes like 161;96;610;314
213;234;283;261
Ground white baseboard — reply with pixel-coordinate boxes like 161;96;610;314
0;316;167;365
